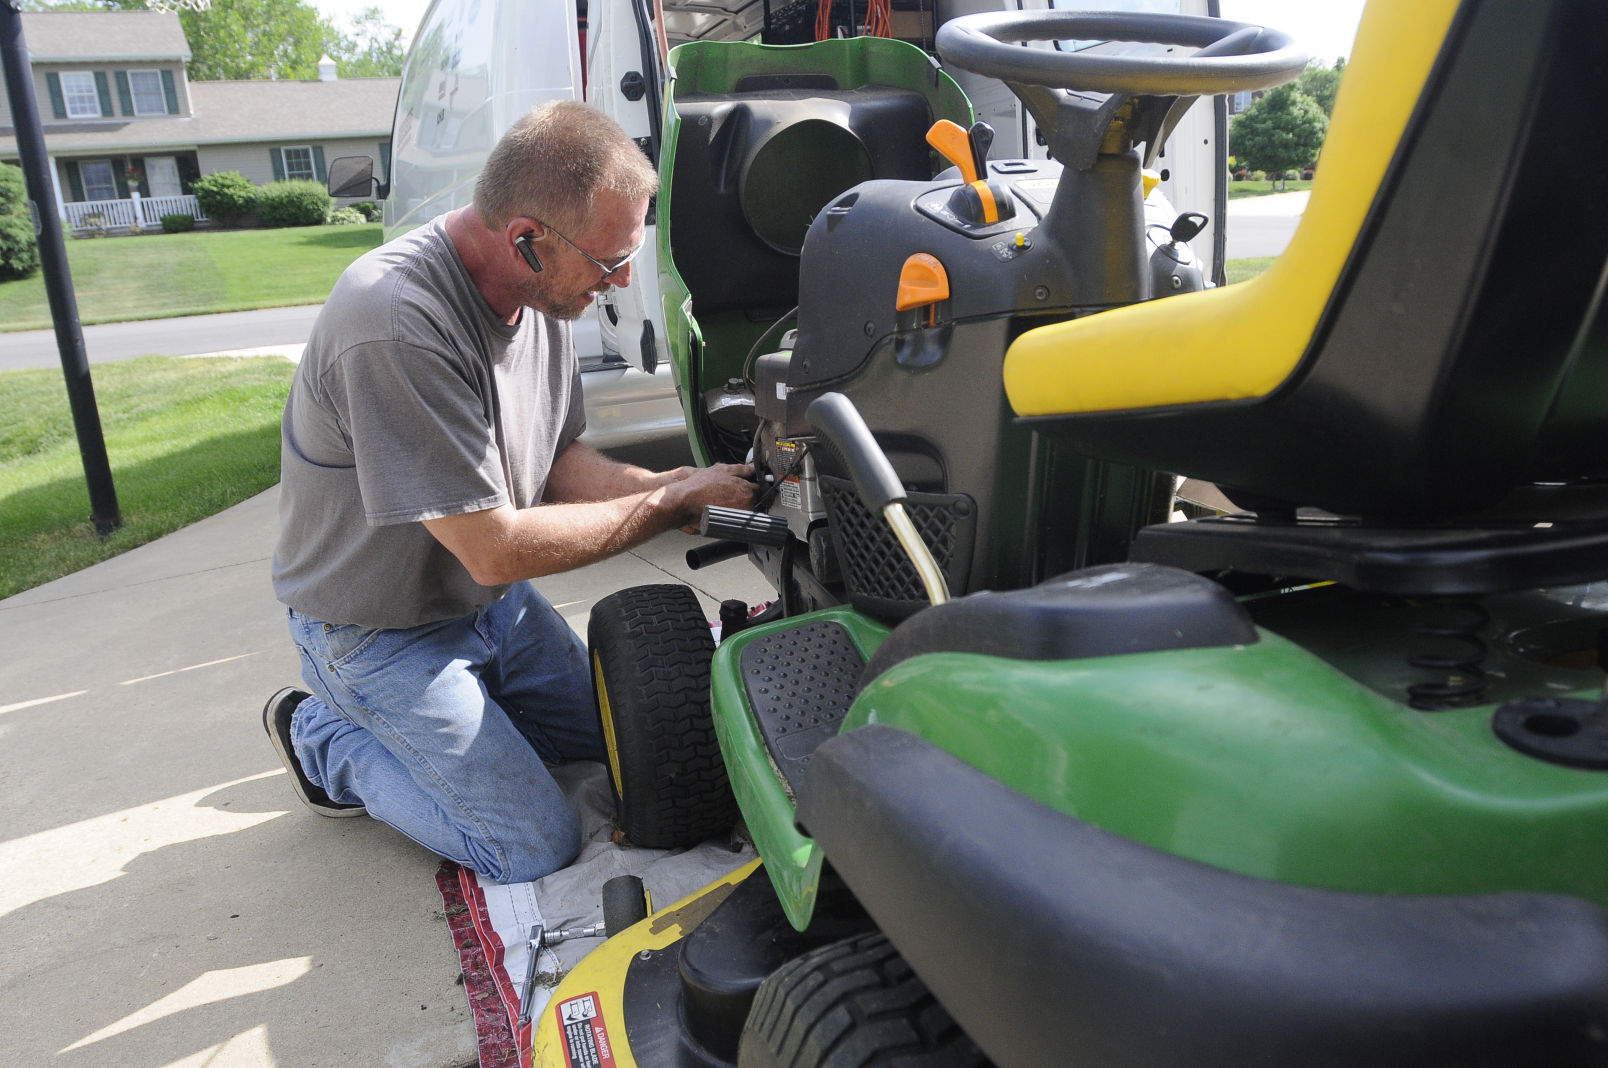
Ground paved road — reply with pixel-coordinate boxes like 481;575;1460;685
0;304;321;371
1225;190;1307;260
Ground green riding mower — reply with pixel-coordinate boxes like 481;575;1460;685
540;0;1608;1064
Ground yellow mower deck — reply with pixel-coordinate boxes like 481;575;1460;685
532;861;762;1067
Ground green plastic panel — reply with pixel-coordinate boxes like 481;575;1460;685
658;37;973;466
709;607;891;929
846;629;1608;906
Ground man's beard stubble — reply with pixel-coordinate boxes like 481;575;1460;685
522;271;599;322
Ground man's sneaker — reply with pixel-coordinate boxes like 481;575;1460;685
262;687;367;818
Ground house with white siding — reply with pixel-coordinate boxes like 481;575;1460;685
0;10;397;232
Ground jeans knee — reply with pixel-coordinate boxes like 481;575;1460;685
481;804;584;885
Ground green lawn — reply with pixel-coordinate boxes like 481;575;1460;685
1228;179;1314;199
0;355;293;599
0;223;381;332
1225;257;1277;285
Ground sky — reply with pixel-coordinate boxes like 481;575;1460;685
307;0;1364;63
1217;1;1364;64
310;0;433;44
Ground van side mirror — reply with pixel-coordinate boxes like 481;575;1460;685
328;155;388;200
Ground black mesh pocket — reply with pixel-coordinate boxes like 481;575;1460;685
819;475;975;620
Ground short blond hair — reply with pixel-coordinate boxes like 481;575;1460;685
474;100;657;231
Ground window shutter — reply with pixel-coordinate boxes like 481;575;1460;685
115;71;133;115
312;146;326;183
379;141;391;181
112;157;129;199
93;71;112;117
270;148;285;181
66;161;84;201
160;69;178;114
46;73;66;119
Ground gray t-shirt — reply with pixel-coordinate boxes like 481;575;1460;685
272;217;586;629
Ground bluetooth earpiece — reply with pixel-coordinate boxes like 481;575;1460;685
515;233;544;275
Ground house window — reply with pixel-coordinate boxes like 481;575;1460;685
60;72;101;118
80;160;117;201
129;70;166;115
282;146;315;181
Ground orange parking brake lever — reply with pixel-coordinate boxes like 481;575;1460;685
926;120;979;184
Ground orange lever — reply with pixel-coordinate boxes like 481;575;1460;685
896;253;950;312
925;120;979;184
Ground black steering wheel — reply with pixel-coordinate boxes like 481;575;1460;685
938;11;1307;170
936;11;1306;97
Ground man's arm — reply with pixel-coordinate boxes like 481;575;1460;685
423;455;755;585
540;439;692;503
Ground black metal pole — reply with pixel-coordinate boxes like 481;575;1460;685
0;0;121;534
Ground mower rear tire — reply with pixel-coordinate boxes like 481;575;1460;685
738;932;989;1068
588;584;735;849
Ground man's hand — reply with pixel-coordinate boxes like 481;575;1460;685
661;463;759;533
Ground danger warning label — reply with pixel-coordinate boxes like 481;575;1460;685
555;992;617;1068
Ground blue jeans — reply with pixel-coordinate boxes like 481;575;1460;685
285;582;603;884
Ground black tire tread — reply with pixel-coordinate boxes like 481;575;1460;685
588;584;734;848
739;932;991;1068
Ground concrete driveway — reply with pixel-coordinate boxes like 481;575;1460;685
0;489;772;1066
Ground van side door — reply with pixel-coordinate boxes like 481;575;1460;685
586;0;666;373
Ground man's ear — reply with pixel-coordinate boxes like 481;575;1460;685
514;233;544;275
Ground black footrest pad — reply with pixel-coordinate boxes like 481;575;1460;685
739;621;866;799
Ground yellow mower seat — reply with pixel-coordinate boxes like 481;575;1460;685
1004;0;1608;518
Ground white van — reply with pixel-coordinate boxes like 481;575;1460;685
335;0;1225;454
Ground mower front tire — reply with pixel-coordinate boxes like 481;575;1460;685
738;932;989;1067
588;584;735;849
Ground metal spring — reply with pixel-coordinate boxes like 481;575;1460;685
1407;599;1490;710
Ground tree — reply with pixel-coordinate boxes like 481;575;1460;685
178;0;333;81
1230;84;1329;189
1296;57;1346;118
24;0;405;81
325;6;404;78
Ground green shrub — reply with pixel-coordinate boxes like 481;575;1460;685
0;162;39;282
160;213;196;233
0;215;40;281
1250;170;1267;182
327;206;366;225
0;160;26;213
192;171;258;226
257;180;332;227
350;200;382;222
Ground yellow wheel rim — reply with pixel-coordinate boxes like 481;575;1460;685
592;650;626;798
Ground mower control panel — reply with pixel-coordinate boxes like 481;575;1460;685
915;159;1057;239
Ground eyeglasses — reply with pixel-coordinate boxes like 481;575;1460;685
538;220;644;281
